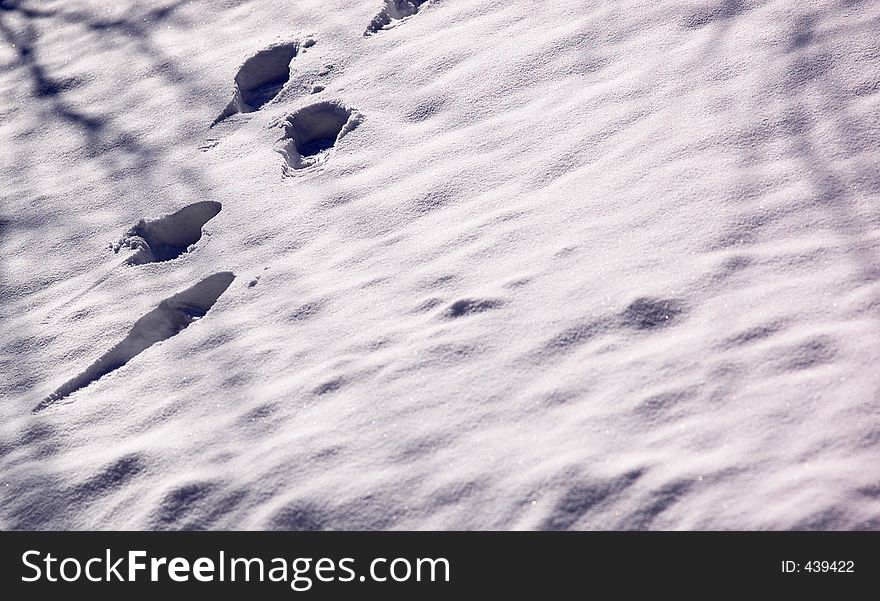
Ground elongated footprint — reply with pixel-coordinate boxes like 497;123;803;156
35;272;235;412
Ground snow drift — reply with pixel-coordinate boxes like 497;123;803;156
0;0;879;530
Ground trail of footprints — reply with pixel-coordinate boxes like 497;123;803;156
38;3;435;410
35;4;700;539
205;2;435;167
35;3;680;414
39;2;689;415
37;202;232;412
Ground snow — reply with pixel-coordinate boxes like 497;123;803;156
1;0;879;530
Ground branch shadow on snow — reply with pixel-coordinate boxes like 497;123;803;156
0;1;231;528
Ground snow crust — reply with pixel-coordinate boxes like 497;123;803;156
1;0;879;529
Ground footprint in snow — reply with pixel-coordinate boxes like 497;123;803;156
213;40;305;126
114;201;222;265
42;202;222;323
274;100;363;173
34;272;235;412
365;1;432;36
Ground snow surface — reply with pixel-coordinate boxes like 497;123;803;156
1;0;879;530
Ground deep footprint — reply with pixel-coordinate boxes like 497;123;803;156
34;272;235;412
275;101;362;172
115;201;222;265
365;0;431;35
215;41;300;124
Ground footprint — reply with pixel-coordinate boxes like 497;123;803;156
274;101;363;173
43;202;221;322
34;272;235;412
114;201;222;265
214;41;300;125
365;1;431;35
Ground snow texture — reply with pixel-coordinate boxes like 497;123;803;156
1;0;879;530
